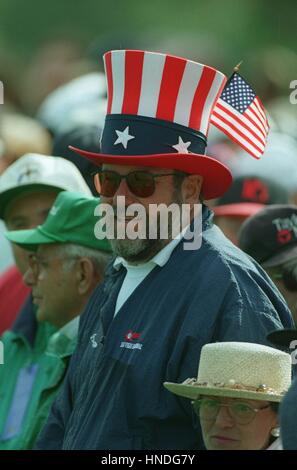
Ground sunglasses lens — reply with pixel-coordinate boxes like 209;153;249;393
94;171;157;198
94;172;120;197
127;172;155;197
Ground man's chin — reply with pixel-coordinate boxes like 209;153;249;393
110;238;166;263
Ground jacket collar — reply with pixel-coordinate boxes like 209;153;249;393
11;294;37;346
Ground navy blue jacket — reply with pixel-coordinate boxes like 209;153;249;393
36;207;293;450
280;376;297;449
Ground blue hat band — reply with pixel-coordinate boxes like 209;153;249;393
100;114;207;156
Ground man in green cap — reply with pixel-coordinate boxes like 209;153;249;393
0;191;111;449
0;152;92;334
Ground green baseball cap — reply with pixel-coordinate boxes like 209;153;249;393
5;191;111;253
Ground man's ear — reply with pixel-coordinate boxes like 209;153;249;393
76;258;97;296
181;175;204;204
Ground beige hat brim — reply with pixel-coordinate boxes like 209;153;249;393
163;381;284;403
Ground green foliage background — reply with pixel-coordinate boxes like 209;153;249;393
0;0;295;62
0;0;296;104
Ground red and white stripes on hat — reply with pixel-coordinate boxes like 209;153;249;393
104;50;226;137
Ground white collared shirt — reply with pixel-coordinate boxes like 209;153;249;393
113;234;184;315
267;437;283;450
58;316;80;340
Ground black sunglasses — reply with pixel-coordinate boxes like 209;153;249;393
93;170;186;198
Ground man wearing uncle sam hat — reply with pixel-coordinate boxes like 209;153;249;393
37;50;293;450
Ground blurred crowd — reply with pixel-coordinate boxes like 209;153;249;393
0;38;297;451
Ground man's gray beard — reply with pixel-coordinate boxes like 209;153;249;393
110;211;171;263
110;193;184;263
110;202;181;263
110;236;167;263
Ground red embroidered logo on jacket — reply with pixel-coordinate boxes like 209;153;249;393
124;330;141;342
241;179;269;203
121;330;143;351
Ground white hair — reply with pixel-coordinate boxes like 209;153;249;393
57;243;111;275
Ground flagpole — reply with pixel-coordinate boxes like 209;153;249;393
233;61;243;73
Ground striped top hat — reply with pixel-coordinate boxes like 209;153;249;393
71;50;233;199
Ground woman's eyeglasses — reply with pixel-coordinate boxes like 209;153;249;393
93;170;186;198
192;397;270;425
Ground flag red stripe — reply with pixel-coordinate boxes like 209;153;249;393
254;97;267;119
217;100;266;142
244;108;267;139
252;99;268;127
189;67;216;129
250;101;268;130
121;50;144;114
253;99;269;129
156;56;186;121
255;96;265;110
104;51;113;114
247;110;267;138
211;118;261;159
212;109;264;153
215;102;265;147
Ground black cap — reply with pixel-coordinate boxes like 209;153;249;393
239;204;297;267
213;175;289;217
52;125;101;195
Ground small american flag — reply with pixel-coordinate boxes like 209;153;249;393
210;72;269;159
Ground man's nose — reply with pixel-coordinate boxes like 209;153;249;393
23;266;37;287
113;178;135;204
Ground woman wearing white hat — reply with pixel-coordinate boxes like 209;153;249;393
164;342;292;450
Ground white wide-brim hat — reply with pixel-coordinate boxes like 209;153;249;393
164;342;292;403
